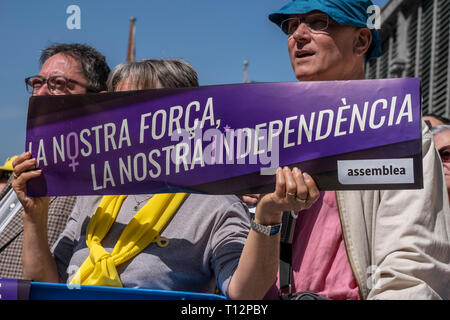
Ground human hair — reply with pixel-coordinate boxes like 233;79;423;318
431;125;450;136
423;114;450;125
40;43;111;92
107;59;199;91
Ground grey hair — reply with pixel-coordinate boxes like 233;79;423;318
107;59;199;91
40;43;110;92
431;125;450;136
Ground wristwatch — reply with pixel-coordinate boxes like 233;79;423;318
250;219;282;237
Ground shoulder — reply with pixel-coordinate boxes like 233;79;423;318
64;195;103;223
73;195;103;212
173;194;250;234
48;196;77;215
185;194;249;217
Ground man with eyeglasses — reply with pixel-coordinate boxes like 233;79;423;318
431;125;450;203
246;0;449;300
0;43;110;279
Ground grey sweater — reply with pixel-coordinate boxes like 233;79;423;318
51;194;250;296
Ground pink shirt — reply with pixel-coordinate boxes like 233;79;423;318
265;191;360;300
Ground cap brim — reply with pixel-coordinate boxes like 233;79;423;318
269;3;321;27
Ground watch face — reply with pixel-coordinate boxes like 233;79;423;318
270;224;281;236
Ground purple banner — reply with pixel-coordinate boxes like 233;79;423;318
0;278;31;300
0;278;18;300
25;78;423;196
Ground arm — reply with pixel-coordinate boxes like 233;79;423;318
12;152;59;282
227;167;320;300
368;123;450;299
238;194;260;206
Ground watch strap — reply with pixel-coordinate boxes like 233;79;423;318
250;219;282;236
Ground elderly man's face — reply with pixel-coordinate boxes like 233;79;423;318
33;53;88;96
434;131;450;191
287;15;367;81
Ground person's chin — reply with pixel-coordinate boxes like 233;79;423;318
295;71;320;82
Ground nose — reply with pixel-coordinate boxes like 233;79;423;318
33;83;51;96
291;22;311;42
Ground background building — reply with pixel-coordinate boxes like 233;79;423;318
366;0;450;117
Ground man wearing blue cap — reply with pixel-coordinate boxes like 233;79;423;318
254;0;450;300
269;0;382;80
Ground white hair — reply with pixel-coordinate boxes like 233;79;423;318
431;125;450;136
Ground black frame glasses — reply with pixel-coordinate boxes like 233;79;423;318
25;75;97;94
280;13;331;36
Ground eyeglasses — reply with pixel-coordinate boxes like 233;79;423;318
439;148;450;163
280;13;331;36
25;75;97;94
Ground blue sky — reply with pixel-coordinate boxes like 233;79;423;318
0;0;388;163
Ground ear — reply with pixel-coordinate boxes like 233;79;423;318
354;28;372;57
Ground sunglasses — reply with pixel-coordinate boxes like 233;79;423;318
280;13;332;36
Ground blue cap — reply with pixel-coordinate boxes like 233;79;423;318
268;0;382;61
